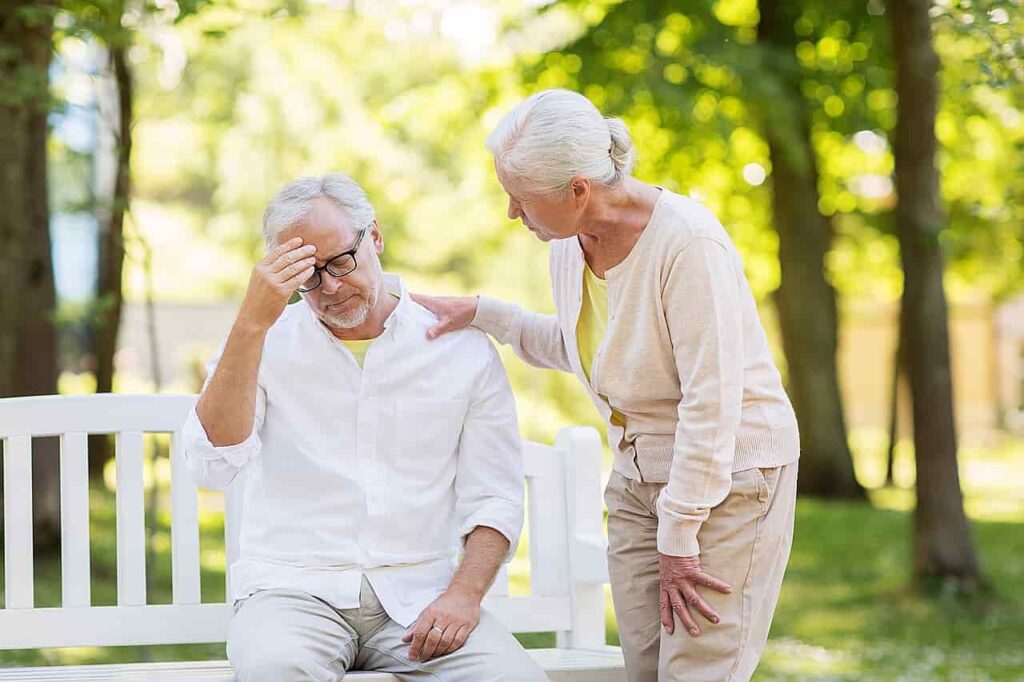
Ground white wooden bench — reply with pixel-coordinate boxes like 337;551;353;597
0;394;625;681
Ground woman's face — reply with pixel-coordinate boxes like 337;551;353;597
498;171;587;242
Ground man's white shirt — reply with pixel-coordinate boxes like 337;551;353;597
181;274;524;627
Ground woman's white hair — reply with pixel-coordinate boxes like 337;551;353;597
485;88;636;197
262;173;376;247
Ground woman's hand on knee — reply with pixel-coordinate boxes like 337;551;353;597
658;554;731;637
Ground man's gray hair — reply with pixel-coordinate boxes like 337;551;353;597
262;173;376;247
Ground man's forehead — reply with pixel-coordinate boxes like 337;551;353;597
277;201;360;246
307;198;360;232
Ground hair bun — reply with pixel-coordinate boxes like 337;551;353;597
606;117;637;180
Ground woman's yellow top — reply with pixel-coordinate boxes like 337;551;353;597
577;263;624;427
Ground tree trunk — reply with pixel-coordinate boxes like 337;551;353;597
884;330;903;487
757;0;864;498
0;2;48;397
890;0;981;590
89;39;133;482
0;0;62;552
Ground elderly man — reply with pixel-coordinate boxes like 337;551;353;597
181;173;547;682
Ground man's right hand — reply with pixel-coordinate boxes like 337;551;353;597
237;237;317;331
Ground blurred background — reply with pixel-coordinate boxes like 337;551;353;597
1;0;1023;678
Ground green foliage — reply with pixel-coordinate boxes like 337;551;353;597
933;0;1024;91
525;0;896;298
58;0;209;47
932;2;1024;298
0;2;58;110
528;0;1023;300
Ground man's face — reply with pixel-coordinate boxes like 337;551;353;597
278;197;385;330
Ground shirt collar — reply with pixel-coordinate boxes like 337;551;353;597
380;272;410;337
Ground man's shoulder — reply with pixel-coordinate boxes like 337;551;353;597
405;299;497;357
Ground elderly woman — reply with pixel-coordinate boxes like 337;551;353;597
415;89;800;681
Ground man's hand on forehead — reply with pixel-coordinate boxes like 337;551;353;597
237;237;318;331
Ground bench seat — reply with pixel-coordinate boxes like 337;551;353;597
0;647;626;681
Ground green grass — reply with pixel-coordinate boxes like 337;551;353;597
2;433;1022;679
755;431;1024;681
757;501;1024;680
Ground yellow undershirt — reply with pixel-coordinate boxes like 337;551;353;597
340;290;400;368
341;338;373;367
577;264;625;427
577;264;607;383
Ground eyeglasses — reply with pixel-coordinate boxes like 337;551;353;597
298;227;368;293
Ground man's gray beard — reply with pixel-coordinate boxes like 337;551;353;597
317;283;380;330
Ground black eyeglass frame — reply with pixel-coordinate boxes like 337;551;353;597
298;226;370;293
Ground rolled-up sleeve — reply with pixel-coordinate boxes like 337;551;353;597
656;237;745;557
181;348;267;491
454;341;526;563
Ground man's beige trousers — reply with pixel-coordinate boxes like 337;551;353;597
227;576;547;681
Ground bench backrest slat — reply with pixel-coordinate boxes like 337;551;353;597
524;446;570;598
170;430;202;605
3;435;34;610
556;427;609;649
115;431;148;606
59;432;92;608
